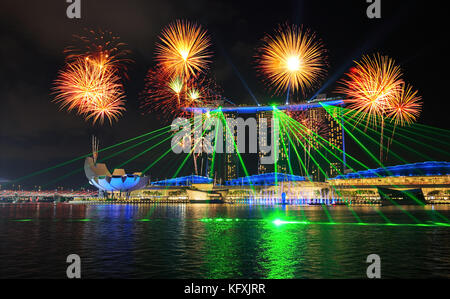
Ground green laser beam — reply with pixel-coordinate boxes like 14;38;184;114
9;125;173;184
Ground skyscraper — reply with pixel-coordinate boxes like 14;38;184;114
306;98;344;181
223;111;238;181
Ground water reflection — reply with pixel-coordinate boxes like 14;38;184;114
0;203;449;278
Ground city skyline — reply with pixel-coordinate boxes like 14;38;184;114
0;1;447;188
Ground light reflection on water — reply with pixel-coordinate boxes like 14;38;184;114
0;203;449;278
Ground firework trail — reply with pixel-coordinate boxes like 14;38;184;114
386;83;422;149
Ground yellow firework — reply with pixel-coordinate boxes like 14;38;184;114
256;23;328;96
156;20;211;79
168;76;183;94
387;84;422;126
187;88;201;103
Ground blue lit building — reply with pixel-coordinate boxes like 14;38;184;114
151;175;213;187
328;161;450;203
224;172;307;186
84;157;149;197
329;161;450;180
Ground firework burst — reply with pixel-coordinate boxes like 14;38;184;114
256;23;328;97
155;20;211;79
337;53;404;128
83;96;126;125
53;57;126;125
140;67;221;122
386;84;422;126
64;28;132;77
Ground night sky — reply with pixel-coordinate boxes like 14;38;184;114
0;0;448;188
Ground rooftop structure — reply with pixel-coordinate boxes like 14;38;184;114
183;98;344;114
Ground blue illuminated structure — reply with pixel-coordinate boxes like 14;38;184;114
183;98;344;114
152;175;213;187
90;175;148;192
330;161;450;180
84;157;149;193
224;172;307;186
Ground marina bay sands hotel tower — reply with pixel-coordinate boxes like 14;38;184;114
255;96;344;181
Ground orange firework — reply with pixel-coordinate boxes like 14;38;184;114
83;95;126;125
386;84;422;126
53;56;126;124
155;20;211;79
140;67;221;122
337;53;404;128
256;23;328;97
64;28;132;77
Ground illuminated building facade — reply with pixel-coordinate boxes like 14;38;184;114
84;157;149;196
307;99;344;181
184;97;346;181
223;111;238;181
255;110;295;175
327;161;450;203
257;110;273;174
88;161;450;205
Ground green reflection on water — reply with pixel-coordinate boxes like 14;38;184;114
203;220;241;278
270;219;450;227
259;220;306;279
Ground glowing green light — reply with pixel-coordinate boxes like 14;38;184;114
269;220;450;228
273;219;283;226
433;222;450;226
272;219;301;226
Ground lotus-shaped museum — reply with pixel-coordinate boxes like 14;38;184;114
84;157;149;193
